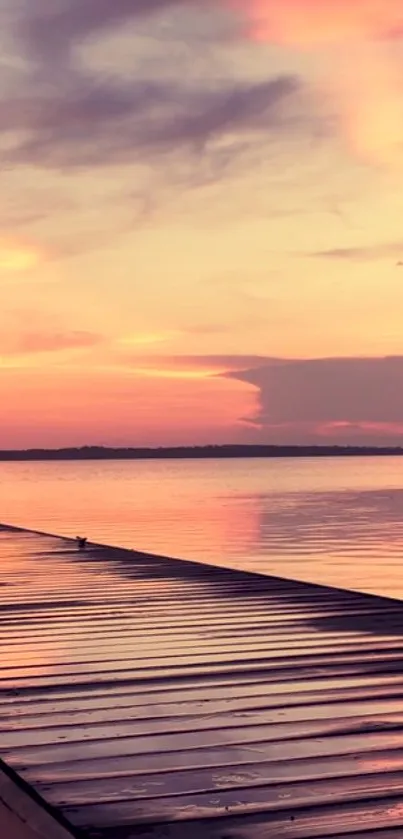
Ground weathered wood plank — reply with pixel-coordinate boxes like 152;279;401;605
82;800;403;839
3;682;403;731
17;730;403;784
36;749;403;806
64;772;403;828
2;525;403;838
2;671;403;715
2;697;403;750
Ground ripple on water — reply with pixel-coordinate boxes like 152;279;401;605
0;457;403;600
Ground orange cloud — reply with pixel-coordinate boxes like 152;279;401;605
246;0;403;46
236;0;403;167
338;44;403;167
0;330;102;358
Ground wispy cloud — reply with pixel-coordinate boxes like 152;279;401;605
22;0;187;68
0;330;103;356
310;242;403;262
3;76;299;170
12;0;403;178
0;0;304;177
112;352;271;374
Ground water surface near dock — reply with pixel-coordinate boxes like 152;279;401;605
2;455;403;600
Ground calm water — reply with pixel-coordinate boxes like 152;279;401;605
1;456;403;600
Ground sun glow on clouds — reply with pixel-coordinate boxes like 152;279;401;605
238;0;403;167
133;367;222;380
0;366;256;448
0;238;43;273
246;0;403;45
118;332;180;348
317;420;403;438
104;358;229;381
112;354;249;381
340;46;403;167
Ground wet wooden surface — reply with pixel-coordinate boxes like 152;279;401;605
1;523;403;838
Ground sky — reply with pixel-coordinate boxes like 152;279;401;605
2;0;403;448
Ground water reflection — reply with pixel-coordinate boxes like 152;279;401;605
252;489;403;555
241;487;403;598
0;457;403;599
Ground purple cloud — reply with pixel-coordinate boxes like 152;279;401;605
310;242;403;262
5;76;299;169
23;0;189;66
0;0;305;184
227;356;403;445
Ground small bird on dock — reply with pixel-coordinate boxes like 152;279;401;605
76;536;87;551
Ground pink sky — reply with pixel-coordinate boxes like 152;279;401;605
2;0;403;447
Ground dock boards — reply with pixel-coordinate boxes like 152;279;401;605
1;524;403;838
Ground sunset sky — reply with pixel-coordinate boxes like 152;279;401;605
2;0;403;447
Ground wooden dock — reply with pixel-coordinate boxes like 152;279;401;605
1;524;403;838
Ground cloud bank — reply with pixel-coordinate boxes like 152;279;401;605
228;356;403;444
110;351;403;444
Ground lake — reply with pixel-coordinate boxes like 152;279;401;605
1;456;403;600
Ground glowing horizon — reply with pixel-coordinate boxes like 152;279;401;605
2;0;403;447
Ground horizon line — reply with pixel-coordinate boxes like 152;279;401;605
1;443;403;461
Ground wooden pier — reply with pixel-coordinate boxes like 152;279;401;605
1;524;403;838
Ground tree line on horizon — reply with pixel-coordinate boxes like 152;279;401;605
0;444;402;461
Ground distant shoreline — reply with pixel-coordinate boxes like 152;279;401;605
0;445;403;462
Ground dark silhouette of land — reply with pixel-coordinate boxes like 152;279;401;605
0;444;403;461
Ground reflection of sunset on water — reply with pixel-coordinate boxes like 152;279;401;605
1;457;403;599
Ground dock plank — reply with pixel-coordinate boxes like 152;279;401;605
1;524;403;838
